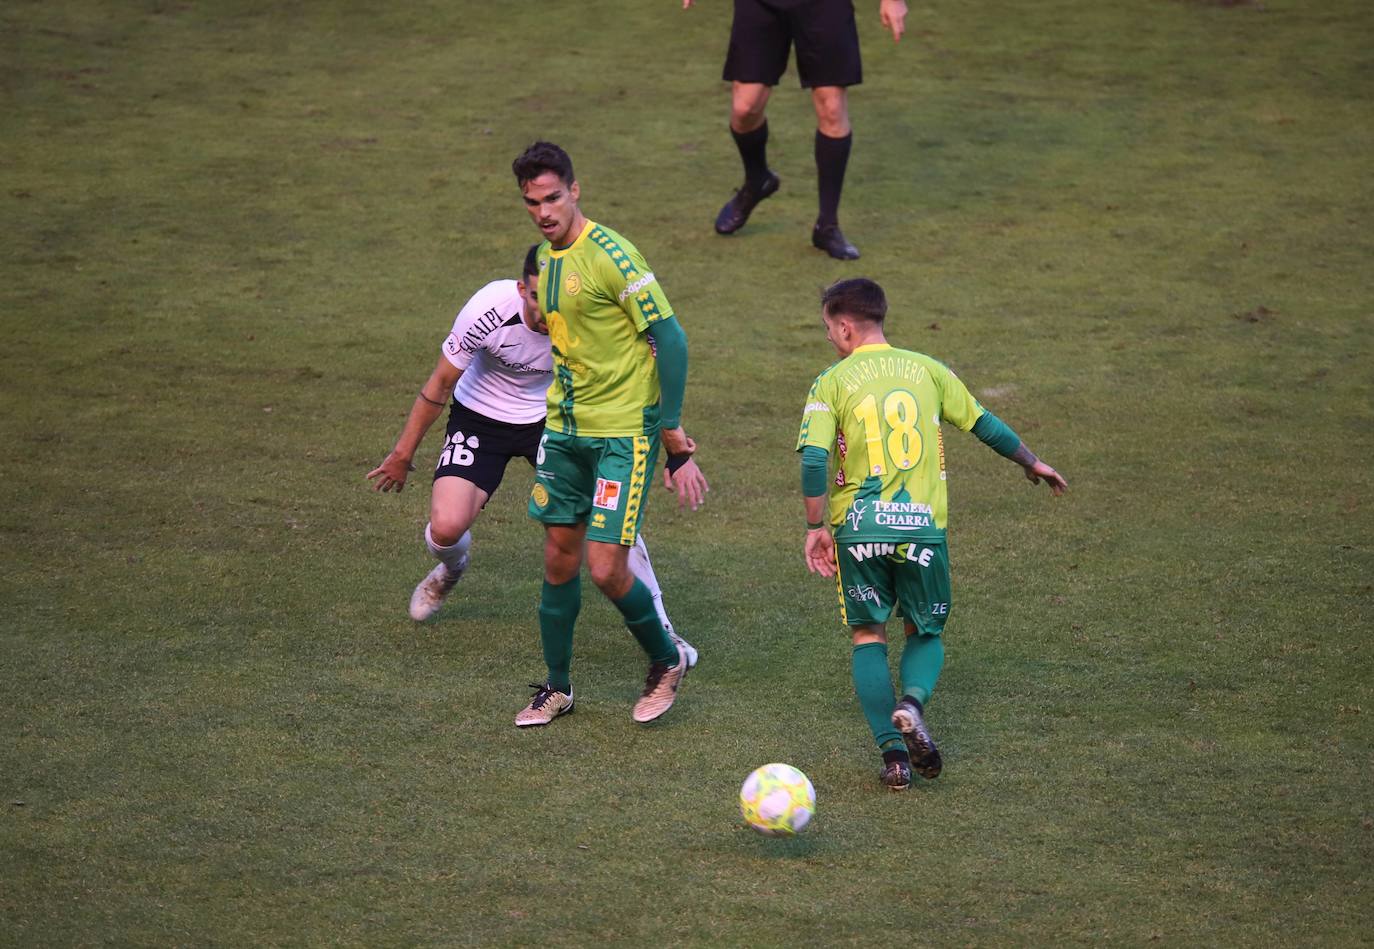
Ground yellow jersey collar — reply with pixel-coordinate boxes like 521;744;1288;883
852;343;892;354
549;219;595;257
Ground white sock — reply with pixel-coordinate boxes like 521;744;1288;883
425;523;472;575
628;534;674;635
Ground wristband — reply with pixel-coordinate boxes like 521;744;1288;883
666;453;693;475
806;521;826;531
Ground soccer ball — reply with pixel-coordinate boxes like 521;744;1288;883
739;763;815;836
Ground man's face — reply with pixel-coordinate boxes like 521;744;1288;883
521;171;581;247
518;272;548;335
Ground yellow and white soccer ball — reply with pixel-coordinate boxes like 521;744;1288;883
739;763;815;836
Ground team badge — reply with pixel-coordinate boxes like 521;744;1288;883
531;483;549;508
593;478;622;511
565;271;582;296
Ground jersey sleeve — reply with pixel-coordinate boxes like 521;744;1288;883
934;362;985;432
796;372;839;452
441;280;510;371
599;238;674;332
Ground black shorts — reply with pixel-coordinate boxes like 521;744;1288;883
432;401;544;499
722;0;862;89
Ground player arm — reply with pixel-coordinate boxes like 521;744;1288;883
970;410;1068;496
366;356;461;492
800;444;837;576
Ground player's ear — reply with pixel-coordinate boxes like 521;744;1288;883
569;180;580;204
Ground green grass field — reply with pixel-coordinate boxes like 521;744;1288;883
3;0;1372;944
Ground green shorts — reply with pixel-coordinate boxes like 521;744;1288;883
833;539;951;634
528;429;659;546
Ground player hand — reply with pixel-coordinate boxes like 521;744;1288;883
805;528;836;577
664;458;709;511
1024;459;1068;496
366;452;417;493
880;0;907;42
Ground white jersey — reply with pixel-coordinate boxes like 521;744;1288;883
441;279;553;425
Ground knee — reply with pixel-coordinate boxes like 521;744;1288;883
589;560;632;599
427;514;468;548
813;91;850;137
730;91;769;131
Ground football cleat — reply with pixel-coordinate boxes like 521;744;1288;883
812;223;860;260
669;631;699;669
892;696;943;779
632;642;689;723
714;171;780;235
408;558;468;621
515;683;574;727
880;759;913;791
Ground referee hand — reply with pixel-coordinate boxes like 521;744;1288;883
880;0;907;42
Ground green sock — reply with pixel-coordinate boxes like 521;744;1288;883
612;578;676;666
899;633;944;706
851;642;901;751
538;576;581;693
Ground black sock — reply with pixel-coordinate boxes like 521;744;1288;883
814;130;852;228
731;122;771;191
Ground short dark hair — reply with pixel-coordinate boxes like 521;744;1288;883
512;141;575;187
522;243;540;280
821;278;887;324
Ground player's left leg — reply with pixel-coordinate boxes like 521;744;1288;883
409;475;488;621
627;534;698;668
809;87;859;260
795;0;862;258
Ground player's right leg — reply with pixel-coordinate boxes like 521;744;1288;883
516;523;584;727
716;0;787;234
518;430;594;727
890;542;952;778
409;476;487;621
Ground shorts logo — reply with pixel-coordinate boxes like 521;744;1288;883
565;272;582;296
591;512;607;530
593;478;622;511
531;483;549;509
846;584;881;607
438;431;478;468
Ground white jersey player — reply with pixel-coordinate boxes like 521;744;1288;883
368;247;695;665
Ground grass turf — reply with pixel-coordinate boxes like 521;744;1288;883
2;0;1371;944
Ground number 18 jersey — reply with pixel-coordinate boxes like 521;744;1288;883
796;343;984;543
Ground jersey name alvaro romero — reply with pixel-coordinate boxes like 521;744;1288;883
442;279;553;425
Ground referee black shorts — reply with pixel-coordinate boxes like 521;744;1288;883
432;401;544;500
722;0;862;89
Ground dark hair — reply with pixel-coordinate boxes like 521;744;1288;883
512;141;575;187
821;278;887;324
522;243;540;280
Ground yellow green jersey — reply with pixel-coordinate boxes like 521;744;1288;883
537;220;675;438
796;343;985;542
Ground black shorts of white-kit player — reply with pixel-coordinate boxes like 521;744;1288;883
433;400;544;500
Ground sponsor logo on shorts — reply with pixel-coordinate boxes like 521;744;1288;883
531;483;549;508
617;271;656;303
846;584;881;607
591;512;607;530
565;272;582;296
846;543;936;566
593;478;621;511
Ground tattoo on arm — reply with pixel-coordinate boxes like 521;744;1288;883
1010;443;1039;468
